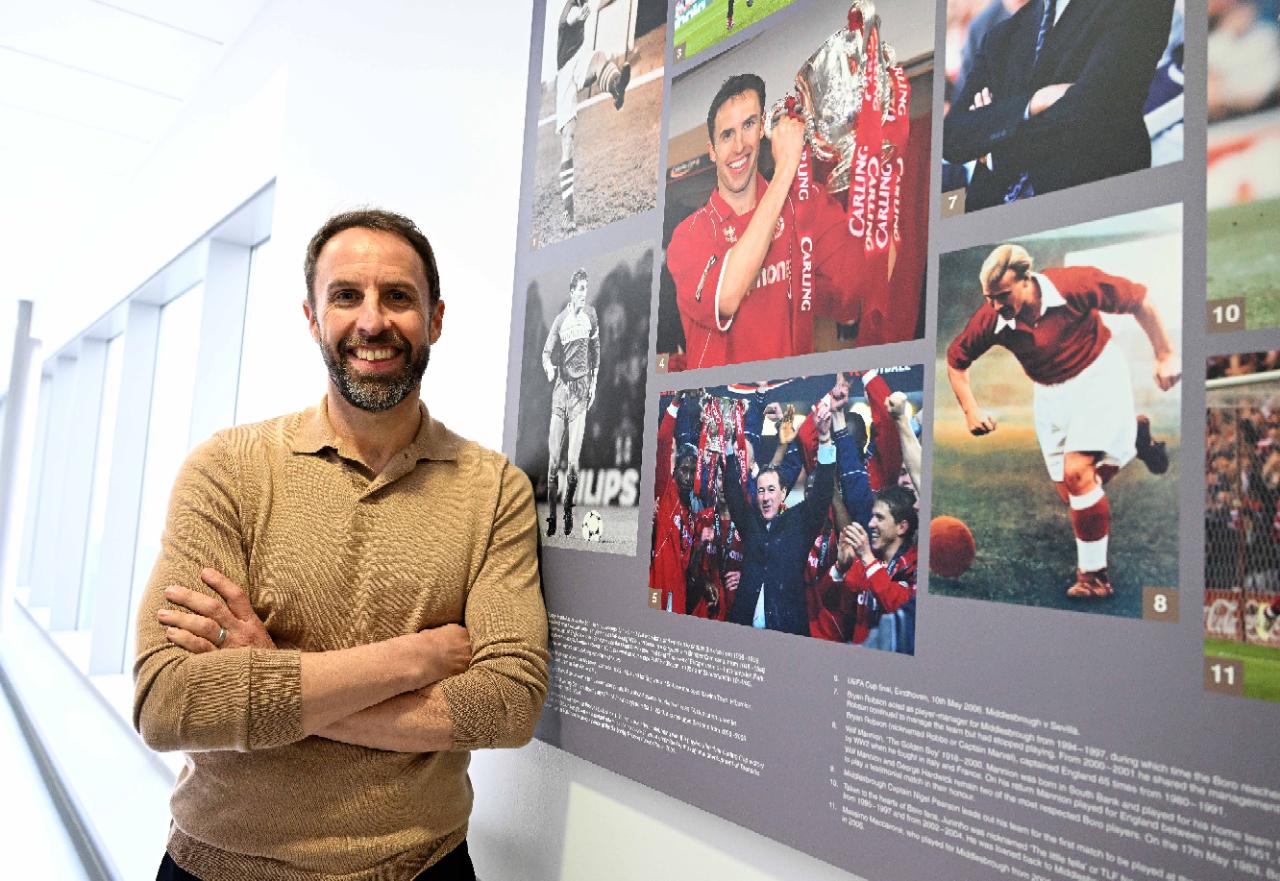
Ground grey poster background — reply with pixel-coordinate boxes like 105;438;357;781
503;2;1280;880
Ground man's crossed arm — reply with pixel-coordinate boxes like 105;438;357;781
158;568;471;751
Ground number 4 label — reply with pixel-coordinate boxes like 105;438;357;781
1208;297;1246;332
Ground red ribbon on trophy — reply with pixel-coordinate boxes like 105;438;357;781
768;1;912;330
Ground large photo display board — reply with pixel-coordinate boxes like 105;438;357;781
504;2;1280;880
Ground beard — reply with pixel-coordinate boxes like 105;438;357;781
318;328;430;412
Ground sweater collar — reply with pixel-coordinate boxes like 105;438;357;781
291;397;459;464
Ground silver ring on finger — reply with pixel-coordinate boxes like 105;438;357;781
215;626;227;647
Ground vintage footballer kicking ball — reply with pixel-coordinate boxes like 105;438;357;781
581;510;604;542
929;515;975;578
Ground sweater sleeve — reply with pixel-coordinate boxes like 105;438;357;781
132;434;304;753
439;462;550;749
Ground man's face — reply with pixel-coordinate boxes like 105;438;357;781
674;455;696;495
305;227;444;412
868;500;904;555
708;90;764;200
983;269;1036;322
756;471;784;521
570;278;588;311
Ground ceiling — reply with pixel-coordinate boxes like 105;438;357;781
0;0;269;372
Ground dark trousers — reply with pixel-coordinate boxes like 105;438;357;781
157;841;476;881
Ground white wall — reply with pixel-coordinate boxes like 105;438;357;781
12;2;872;878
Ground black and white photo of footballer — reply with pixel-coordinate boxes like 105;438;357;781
542;268;600;537
514;242;653;555
531;0;667;249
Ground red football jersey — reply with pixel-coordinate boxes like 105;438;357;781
947;266;1148;386
666;173;859;369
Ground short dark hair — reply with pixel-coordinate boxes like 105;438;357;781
570;267;589;290
756;463;782;487
304;209;441;308
706;73;766;142
875;485;918;543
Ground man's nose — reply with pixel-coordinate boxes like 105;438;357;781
355;293;388;336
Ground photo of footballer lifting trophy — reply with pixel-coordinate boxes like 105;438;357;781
530;0;667;249
1207;0;1280;331
650;365;925;653
1205;351;1280;703
655;0;934;372
940;0;1183;213
931;205;1182;618
514;242;652;555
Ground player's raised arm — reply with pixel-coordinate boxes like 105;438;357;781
715;116;806;322
945;363;997;436
1131;298;1182;391
887;391;922;492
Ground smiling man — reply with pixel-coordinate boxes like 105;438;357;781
829;486;918;651
721;402;836;634
133;209;549;881
945;242;1180;601
666;73;864;369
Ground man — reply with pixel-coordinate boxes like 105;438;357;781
942;0;1175;210
134;210;550;881
828;486;919;651
665;74;863;369
722;403;836;634
556;0;632;233
946;243;1180;600
651;394;699;613
542;267;600;536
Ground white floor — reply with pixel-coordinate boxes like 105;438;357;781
0;684;92;881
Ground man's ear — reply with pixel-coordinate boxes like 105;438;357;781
303;298;320;344
428;299;445;345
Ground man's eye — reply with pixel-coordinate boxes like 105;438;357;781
332;290;357;302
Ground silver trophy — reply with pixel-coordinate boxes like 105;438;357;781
764;0;906;194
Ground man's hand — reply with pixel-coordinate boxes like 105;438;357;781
969;86;993;110
769;115;806;177
777;403;798;446
406;624;472;685
829;374;850;411
1154;353;1182;391
886;391;909;422
724;571;740;593
844;522;875;566
964;409;997;436
158;568;275;653
1029;83;1072;116
815;399;833;443
545;364;556;383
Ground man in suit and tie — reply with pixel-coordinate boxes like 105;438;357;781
943;0;1176;211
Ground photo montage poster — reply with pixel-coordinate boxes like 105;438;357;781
502;2;1280;880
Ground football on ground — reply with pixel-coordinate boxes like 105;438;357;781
930;515;976;578
581;510;604;542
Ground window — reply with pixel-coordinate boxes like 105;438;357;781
123;285;204;669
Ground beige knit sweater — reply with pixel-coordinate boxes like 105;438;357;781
132;401;549;881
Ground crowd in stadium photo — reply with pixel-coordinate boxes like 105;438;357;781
649;369;923;653
1205;352;1280;605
